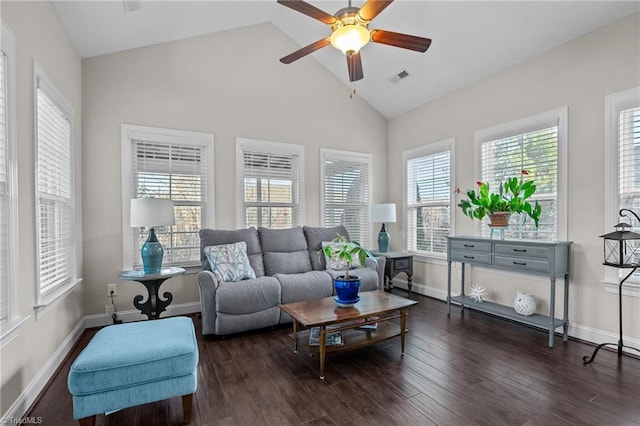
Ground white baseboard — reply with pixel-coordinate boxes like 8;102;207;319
568;322;640;356
2;318;85;423
392;278;640;354
84;301;201;328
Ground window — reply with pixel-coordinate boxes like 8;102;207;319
474;107;568;240
121;124;214;269
1;21;18;331
236;138;304;229
321;149;371;247
404;139;453;256
605;87;640;293
34;64;77;307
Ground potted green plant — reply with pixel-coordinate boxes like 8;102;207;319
323;235;377;306
457;171;542;227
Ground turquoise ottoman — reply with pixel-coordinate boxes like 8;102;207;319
68;317;198;425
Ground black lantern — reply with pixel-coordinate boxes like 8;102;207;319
584;208;640;364
600;209;640;267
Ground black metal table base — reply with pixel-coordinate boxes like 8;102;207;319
583;266;639;365
583;341;640;365
133;278;173;320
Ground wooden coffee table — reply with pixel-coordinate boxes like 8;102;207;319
279;291;418;379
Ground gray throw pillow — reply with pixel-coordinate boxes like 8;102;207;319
204;242;257;282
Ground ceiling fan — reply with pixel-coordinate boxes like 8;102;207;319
278;0;432;82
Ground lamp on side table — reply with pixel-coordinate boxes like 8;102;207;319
130;198;175;274
371;203;396;252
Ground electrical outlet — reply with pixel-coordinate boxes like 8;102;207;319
107;283;117;296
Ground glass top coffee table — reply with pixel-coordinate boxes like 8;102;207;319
279;291;418;379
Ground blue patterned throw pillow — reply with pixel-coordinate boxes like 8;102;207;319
204;241;256;282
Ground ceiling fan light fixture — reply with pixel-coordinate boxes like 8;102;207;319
330;25;370;56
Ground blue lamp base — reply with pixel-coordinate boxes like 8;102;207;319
377;223;390;252
141;228;164;274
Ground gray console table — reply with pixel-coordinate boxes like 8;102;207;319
446;236;572;348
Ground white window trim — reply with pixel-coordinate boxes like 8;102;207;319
320;148;373;245
403;138;455;261
604;87;640;296
33;62;79;311
473;107;568;240
121;124;215;270
0;21;20;340
235;137;305;228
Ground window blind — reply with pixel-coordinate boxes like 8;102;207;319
0;52;8;321
619;106;640;215
132;140;207;266
323;154;370;247
242;150;300;228
407;150;450;254
480;125;558;240
36;85;73;294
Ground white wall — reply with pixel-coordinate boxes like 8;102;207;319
0;1;83;417
81;23;387;317
387;13;640;342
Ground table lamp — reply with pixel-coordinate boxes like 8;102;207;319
130;198;175;274
371;203;396;252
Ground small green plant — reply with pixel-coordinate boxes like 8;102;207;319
456;171;542;227
322;235;376;280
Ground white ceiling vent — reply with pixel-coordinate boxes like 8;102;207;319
389;69;411;84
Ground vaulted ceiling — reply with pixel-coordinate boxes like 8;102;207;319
53;1;639;118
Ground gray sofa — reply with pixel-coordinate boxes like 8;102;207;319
196;225;386;335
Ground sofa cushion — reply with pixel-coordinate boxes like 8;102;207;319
275;271;334;304
325;267;380;292
276;271;334;323
204;242;256;282
259;227;312;275
200;227;265;277
215;276;281;315
303;225;350;270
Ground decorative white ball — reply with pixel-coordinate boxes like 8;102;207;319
469;284;488;303
514;292;536;316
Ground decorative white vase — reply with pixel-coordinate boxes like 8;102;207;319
513;292;536;316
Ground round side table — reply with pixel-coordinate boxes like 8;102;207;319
119;267;185;319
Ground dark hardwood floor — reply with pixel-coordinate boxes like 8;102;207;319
27;291;640;425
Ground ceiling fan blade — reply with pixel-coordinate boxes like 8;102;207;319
347;52;364;82
358;0;394;22
277;0;336;25
370;29;432;52
280;38;331;64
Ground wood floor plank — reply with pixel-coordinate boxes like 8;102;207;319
23;292;640;425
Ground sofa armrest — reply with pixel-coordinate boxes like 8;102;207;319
197;270;220;335
365;256;386;291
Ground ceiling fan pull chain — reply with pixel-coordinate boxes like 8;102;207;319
349;84;356;99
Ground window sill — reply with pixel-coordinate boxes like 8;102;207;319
601;279;640;298
34;278;83;320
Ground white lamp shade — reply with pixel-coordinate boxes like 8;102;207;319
130;198;175;227
370;203;396;223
